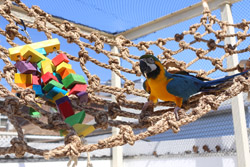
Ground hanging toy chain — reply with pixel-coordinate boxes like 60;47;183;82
16;19;32;42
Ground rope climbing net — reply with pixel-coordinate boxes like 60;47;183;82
0;0;250;161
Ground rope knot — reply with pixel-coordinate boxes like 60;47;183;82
211;58;222;66
236;19;249;30
78;49;89;64
196;70;207;78
156;38;166;46
47;112;65;128
194;32;201;41
195;49;205;58
10;138;27;158
138;41;149;51
132;62;141;76
168;120;180;133
119;125;135;145
32;6;48;17
225;44;236;54
179;41;189;49
108;102;120;119
65;31;80;43
2;0;12;14
5;23;19;40
174;33;184;42
3;65;16;78
88;75;100;89
60;21;78;32
189;24;200;34
237;31;246;41
34;16;47;32
90;32;104;53
95;112;108;129
4;96;20;113
215;30;225;41
116;35;134;46
207;39;216;50
124;80;135;94
108;57;119;66
20;88;36;102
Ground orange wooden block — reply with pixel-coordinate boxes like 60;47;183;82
60;68;76;79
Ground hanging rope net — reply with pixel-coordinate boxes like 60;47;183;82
0;0;250;161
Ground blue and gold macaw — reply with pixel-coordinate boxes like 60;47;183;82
139;55;248;119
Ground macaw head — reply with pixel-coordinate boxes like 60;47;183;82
139;55;161;78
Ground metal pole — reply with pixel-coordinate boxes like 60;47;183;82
110;45;123;167
220;3;250;167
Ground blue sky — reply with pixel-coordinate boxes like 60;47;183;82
0;0;250;90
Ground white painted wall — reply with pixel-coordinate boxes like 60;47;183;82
0;156;236;167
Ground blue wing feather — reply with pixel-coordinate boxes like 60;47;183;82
166;73;205;100
165;70;249;101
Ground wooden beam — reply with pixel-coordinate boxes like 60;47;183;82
111;45;123;167
220;3;250;167
118;0;241;40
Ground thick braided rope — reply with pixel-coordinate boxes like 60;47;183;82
0;0;250;159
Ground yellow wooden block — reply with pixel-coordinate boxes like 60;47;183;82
45;57;56;71
61;124;95;137
49;92;65;103
8;38;60;60
73;124;95;137
56;62;72;74
14;73;32;84
41;59;53;74
20;45;46;63
9;54;23;61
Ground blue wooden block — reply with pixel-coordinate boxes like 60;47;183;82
55;96;71;106
35;48;47;56
33;85;43;96
53;72;62;83
46;87;67;99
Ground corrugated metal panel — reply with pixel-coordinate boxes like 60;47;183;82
144;112;238;141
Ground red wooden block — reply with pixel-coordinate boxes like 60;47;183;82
41;72;58;84
32;75;41;85
58;101;74;119
52;53;69;67
68;84;87;95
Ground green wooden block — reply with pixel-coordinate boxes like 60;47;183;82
62;73;86;89
37;59;46;69
43;80;64;92
65;110;85;126
60;110;85;136
29;108;41;118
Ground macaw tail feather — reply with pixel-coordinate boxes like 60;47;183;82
203;70;249;88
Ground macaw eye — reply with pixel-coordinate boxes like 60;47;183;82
146;57;154;64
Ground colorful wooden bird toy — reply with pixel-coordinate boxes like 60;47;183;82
9;38;94;137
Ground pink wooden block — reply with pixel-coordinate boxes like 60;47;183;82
68;84;87;95
32;75;41;85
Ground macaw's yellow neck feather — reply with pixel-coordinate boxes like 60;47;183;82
153;61;167;80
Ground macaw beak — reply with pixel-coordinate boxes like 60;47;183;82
139;60;151;77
